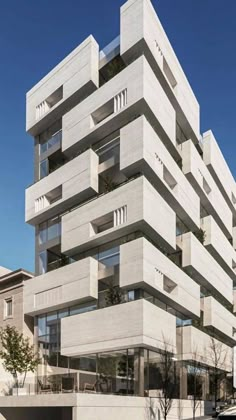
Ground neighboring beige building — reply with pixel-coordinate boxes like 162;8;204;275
0;268;34;338
0;0;235;419
0;268;34;397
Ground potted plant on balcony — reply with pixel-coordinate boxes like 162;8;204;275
0;325;40;396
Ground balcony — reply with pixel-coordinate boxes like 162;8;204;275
202;130;236;222
24;257;98;316
26;36;99;136
177;326;232;372
61;299;176;356
61;176;176;255
40;129;62;156
120;237;200;319
26;149;99;225
120;116;200;230
179;140;232;239
201;296;236;345
120;0;200;142
177;232;233;304
62;55;179;161
201;215;236;281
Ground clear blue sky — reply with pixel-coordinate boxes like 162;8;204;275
0;0;235;272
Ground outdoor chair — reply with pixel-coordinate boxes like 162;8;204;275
38;379;52;393
61;376;75;393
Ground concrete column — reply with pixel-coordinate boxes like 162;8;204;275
202;371;210;400
72;407;78;420
134;349;144;396
179;364;188;399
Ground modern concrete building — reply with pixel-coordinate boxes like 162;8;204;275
0;0;235;418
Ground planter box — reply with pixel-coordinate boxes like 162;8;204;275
12;387;28;396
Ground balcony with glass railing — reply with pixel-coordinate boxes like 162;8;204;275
40;130;62;156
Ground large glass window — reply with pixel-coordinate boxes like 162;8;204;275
39;250;47;275
96;246;120;267
40;130;62;155
39;217;61;245
40;159;48;179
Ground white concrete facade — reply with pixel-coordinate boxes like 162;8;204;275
19;0;236;419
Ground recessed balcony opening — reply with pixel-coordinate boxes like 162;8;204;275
92;98;114;125
91;89;127;126
91;206;127;235
36;86;63;120
92;212;114;234
35;186;62;213
47;185;62;205
163;57;177;89
202;176;211;195
163;276;177;294
163;166;178;190
232;192;236;205
46;86;63;107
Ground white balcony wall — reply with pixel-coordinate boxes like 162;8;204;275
201;296;236;344
180;140;232;239
178;326;232;372
234;291;236;313
61;299;176;356
201;215;236;281
26;149;98;225
120;116;200;230
233;227;236;250
202;130;236;218
120;237;200;318
177;232;233;304
24;258;98;316
62;56;178;159
61;176;176;255
26;36;99;135
120;0;200;141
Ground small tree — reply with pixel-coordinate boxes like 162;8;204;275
158;339;176;420
0;325;40;388
208;337;228;412
105;282;123;307
193;229;206;245
188;351;204;420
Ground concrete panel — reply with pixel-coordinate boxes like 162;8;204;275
24;258;98;315
26;149;98;225
201;296;236;344
26;36;99;135
61;299;176;356
202;215;236;281
180;140;233;239
62;56;178;160
120;0;200;142
203;130;236;221
120;237;200;318
120;116;200;230
178;326;232;372
61;176;176;255
177;232;233;304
